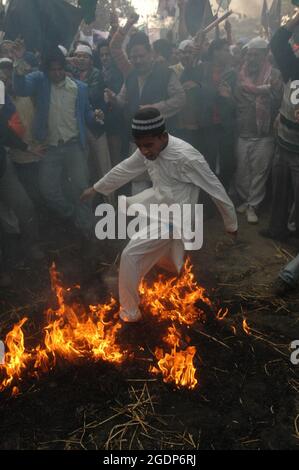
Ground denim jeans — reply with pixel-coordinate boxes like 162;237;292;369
0;156;39;245
0;156;39;269
279;254;299;287
39;140;95;238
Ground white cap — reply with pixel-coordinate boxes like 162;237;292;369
58;45;68;57
74;44;93;56
0;58;13;66
178;39;194;51
244;37;269;50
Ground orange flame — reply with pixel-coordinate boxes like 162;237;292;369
0;318;31;391
140;259;211;325
217;308;229;321
0;264;125;393
150;325;198;390
0;260;219;394
242;319;251;336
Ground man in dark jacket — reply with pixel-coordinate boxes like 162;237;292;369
105;32;185;195
261;11;299;241
13;44;103;240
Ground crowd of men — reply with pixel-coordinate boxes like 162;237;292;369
1;8;299;297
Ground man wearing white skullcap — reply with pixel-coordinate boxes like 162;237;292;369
234;36;282;224
82;107;238;323
178;39;194;51
73;43;103;106
74;44;94;80
74;44;93;57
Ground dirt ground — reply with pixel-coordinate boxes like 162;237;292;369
0;209;298;450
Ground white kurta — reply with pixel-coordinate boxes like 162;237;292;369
94;135;238;322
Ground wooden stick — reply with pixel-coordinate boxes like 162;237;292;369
203;10;233;34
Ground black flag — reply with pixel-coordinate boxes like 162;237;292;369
78;0;98;25
185;0;214;36
269;0;281;34
3;0;83;53
261;0;269;33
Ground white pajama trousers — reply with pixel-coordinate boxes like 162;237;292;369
87;131;115;205
235;136;275;208
119;224;185;322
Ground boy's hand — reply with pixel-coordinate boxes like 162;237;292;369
81;187;97;202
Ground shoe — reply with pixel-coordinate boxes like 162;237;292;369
288;221;296;233
119;308;143;323
273;277;294;297
259;229;289;242
29;245;45;261
246;206;258;224
0;272;12;288
237;203;248;214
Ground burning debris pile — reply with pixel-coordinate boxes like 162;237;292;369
0;253;297;450
0;260;227;396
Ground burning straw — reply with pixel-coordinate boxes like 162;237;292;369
0;260;213;395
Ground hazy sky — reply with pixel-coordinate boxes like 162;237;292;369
131;0;264;18
131;0;158;17
1;0;264;19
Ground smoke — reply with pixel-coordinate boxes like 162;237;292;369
210;0;264;18
134;1;263;19
228;0;262;17
154;0;265;19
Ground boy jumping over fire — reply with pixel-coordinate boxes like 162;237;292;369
81;108;238;323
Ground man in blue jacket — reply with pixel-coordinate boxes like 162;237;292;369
13;44;103;241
